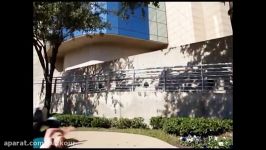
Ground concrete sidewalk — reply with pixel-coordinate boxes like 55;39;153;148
65;131;177;148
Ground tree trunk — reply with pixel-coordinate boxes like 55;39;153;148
228;1;233;30
44;78;52;118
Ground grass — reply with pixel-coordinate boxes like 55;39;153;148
76;127;188;148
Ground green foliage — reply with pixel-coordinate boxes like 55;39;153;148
111;117;148;129
91;117;111;128
162;117;182;135
115;118;132;129
150;116;166;129
55;115;149;129
131;117;148;129
117;2;159;19
159;117;232;136
110;117;119;128
33;2;109;42
55;114;93;127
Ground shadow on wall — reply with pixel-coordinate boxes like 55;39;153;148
158;91;233;119
50;36;233;117
164;35;233;65
181;35;233;65
59;57;134;115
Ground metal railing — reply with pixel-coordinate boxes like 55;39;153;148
36;63;233;94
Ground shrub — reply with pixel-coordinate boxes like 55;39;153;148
162;117;182;135
162;117;233;136
91;117;111;128
116;118;132;129
111;117;119;128
150;116;166;129
55;114;93;127
131;117;148;129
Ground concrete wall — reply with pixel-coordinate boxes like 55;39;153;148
56;91;232;124
165;2;232;46
122;35;232;69
55;35;233;122
63;44;149;71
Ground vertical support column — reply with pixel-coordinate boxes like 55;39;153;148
201;64;204;92
164;68;166;91
85;75;88;100
132;70;135;91
107;72;111;92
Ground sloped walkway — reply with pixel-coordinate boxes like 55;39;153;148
65;131;177;148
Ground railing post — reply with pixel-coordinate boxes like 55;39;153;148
107;72;111;92
132;70;135;91
164;68;166;91
85;75;88;100
201;64;204;92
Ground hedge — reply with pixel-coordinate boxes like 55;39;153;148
53;114;147;129
150;116;232;136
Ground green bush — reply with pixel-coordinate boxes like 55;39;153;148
111;117;119;128
91;117;111;128
116;118;132;129
150;116;166;129
162;117;233;136
131;117;147;129
55;114;93;127
111;117;147;129
162;117;182;135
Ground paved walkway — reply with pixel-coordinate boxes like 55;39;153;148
65;131;177;148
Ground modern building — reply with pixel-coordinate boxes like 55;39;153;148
34;2;233;123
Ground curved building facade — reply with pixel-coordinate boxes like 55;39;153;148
34;2;233;121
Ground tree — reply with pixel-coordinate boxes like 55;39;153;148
228;1;233;28
33;2;109;118
33;2;159;118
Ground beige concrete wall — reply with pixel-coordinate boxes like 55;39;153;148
58;91;232;124
122;35;232;69
165;2;195;46
201;2;232;40
165;2;232;47
126;45;193;69
63;44;149;71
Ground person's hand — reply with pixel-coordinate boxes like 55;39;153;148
60;126;75;134
40;128;63;148
44;128;64;138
